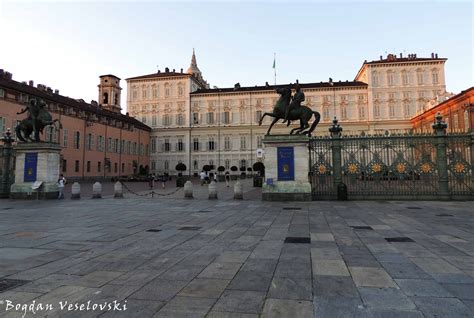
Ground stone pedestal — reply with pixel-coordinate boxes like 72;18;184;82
10;143;61;199
262;135;311;201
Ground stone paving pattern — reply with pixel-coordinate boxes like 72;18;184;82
0;180;473;317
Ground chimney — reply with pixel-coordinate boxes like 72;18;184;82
21;81;27;85
29;80;34;86
380;55;383;60
435;53;438;58
180;68;183;73
54;89;59;94
400;53;403;58
431;53;434;58
158;70;161;73
414;54;417;58
172;68;175;72
5;72;12;80
0;69;3;77
165;67;169;72
47;87;53;94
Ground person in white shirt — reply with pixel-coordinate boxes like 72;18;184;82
200;171;206;186
57;174;66;199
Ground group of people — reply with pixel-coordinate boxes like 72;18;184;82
200;171;231;187
148;173;169;189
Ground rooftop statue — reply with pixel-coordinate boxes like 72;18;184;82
16;98;61;142
258;84;320;136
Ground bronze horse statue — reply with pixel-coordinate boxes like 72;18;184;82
16;98;61;142
258;86;321;135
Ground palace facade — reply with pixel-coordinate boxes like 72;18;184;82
0;70;151;180
126;51;449;176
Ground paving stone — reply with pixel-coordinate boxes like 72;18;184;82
314;296;369;318
198;262;242;280
227;270;273;292
430;273;474;284
261;298;313;317
359;287;416;310
313;275;359;297
206;312;258;318
154;296;215;317
395;279;453;297
159;265;205;282
239;259;277;273
274;260;311;279
411;257;463;274
311;247;342;260
410;296;472;318
312;260;350;276
368;309;424;318
350;267;397;288
381;262;432;279
101;299;165;317
215;251;251;264
75;270;125;287
130;279;188;301
310;233;335;241
441;283;474;300
268;277;312;300
213;290;265;314
179;278;229;299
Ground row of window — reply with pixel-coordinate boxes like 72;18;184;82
130;83;185;100
154;159;251;172
151;136;264;153
62;159;130;174
372;69;439;87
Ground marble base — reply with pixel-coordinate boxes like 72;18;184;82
10;142;61;200
262;135;312;201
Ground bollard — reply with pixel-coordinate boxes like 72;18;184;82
71;182;81;199
92;182;102;199
184;180;193;199
208;180;217;200
234;181;243;200
114;181;123;198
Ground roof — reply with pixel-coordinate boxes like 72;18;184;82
126;71;190;81
365;57;447;65
191;81;367;95
0;77;151;131
99;74;121;79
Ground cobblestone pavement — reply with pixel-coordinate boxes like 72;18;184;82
0;187;472;317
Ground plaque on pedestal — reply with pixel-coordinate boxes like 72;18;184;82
262;135;311;201
10;143;61;199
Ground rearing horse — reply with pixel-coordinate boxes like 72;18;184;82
258;86;321;136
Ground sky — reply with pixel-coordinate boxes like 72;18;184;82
0;0;472;112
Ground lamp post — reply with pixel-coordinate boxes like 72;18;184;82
0;128;14;198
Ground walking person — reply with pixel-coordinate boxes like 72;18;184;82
161;173;167;189
200;171;206;186
57;174;66;199
225;171;230;187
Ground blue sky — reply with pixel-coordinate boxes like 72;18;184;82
0;1;472;109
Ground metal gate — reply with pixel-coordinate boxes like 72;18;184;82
309;122;473;200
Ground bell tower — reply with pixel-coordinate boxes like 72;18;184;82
98;74;122;113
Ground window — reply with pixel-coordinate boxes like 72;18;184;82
178;86;184;96
151;137;156;153
74;131;80;149
417;69;424;85
127;141;131;154
122;163;125;173
0;117;5;134
133;142;137;155
454;113;459;130
374;104;381;118
121;140;125;154
107;137;113;152
193;160;198;170
223;111;230;124
193;138;199;151
152;115;157;127
208;137;215;151
163;114;171;126
358;106;365;119
62;159;67;172
372;72;379;86
86;161;91;173
63;128;68;147
402;71;408;85
176;113;184;126
164;160;169;171
0;88;4;98
389;103;395;118
142;87;147;99
132;88;138;100
432;70;439;84
403;92;410;99
255;110;262;123
404;102;411;117
75;160;80;172
164;138;170;152
86;133;93;151
224;136;231;150
206;112;214;124
114;139;119;153
193;112;199;124
225;160;230;170
97;161;101;173
240;136;246;150
257;135;263;148
177;138;184;152
240;159;247;169
387;72;394;86
114;163;118;173
141;116;146;124
341;106;347;120
323;107;330;121
165;87;170;97
152;86;158;98
240;111;246;124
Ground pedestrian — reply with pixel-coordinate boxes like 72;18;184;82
148;174;155;189
225;171;230;187
200;171;206;186
213;173;217;183
57;174;66;199
161;174;166;189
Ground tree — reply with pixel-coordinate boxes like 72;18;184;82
230;166;238;172
217;166;225;173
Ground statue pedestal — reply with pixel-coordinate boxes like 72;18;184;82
10;143;61;199
262;135;311;201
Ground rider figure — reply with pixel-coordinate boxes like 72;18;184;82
17;98;40;138
283;83;305;126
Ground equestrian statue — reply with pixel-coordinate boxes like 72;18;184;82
258;83;321;136
16;98;61;142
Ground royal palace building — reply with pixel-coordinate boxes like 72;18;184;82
126;51;450;176
0;71;151;180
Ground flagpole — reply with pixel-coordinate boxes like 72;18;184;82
273;53;276;85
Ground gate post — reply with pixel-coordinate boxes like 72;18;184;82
0;129;14;198
329;118;343;194
432;113;450;200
